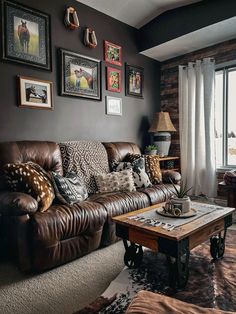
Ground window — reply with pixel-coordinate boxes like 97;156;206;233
215;66;236;168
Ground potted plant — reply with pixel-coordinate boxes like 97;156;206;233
144;145;158;155
170;179;192;213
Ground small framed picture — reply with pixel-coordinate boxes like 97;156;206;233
104;41;122;66
1;0;51;70
60;49;101;100
125;64;144;98
18;76;53;110
107;67;122;93
106;96;122;116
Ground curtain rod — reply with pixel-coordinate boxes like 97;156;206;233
180;57;215;68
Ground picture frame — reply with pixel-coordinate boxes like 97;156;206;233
107;67;122;93
104;40;122;66
106;96;122;116
60;49;101;100
125;64;144;98
18;76;53;110
1;0;51;70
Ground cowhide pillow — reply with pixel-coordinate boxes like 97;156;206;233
95;169;136;193
126;153;162;184
51;171;88;205
3;162;55;212
112;157;152;188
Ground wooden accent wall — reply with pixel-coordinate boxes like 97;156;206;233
160;38;236;197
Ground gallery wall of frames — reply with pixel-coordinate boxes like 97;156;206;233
0;0;160;145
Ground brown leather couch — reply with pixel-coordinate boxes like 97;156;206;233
0;141;178;272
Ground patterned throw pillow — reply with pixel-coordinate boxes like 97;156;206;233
112;157;152;188
126;153;162;184
51;172;88;205
95;169;136;193
3;162;55;212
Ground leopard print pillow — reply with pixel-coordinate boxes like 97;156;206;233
4;162;55;212
144;155;162;184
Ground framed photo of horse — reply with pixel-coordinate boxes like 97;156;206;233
18;76;53;110
125;64;144;98
60;49;101;100
1;0;51;70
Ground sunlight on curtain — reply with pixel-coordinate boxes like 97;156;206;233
179;58;216;197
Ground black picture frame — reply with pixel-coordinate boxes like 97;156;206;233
60;48;101;100
1;0;51;70
125;63;144;98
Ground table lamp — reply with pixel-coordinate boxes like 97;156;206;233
148;111;176;156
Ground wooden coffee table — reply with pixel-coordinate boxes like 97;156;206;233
113;202;235;289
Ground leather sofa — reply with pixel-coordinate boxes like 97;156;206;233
0;141;178;272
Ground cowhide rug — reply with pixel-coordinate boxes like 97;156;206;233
76;229;236;314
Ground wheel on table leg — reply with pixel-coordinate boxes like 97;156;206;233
124;243;143;268
210;234;225;260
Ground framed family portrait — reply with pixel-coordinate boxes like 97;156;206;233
125;64;144;98
60;49;101;100
107;67;122;93
104;40;122;67
1;0;51;70
106;96;122;116
18;76;53;110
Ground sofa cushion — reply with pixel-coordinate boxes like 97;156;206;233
139;184;175;205
30;201;107;271
88;191;150;245
4;162;55;212
102;142;141;163
51;171;88;205
112;158;152;188
95;169;136;193
59;141;109;194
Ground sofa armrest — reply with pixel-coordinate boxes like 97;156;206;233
162;170;181;184
0;191;38;216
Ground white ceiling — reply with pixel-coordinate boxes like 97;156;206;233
78;0;201;29
141;17;236;61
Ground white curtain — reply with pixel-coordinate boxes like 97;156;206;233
179;58;216;197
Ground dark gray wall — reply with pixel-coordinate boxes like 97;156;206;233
0;0;160;147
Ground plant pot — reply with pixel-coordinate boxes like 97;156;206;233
145;150;157;155
171;196;191;214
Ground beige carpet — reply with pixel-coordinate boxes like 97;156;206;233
0;242;125;314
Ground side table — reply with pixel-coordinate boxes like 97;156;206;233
218;181;236;207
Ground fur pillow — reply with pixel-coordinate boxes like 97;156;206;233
95;169;136;193
3;162;55;212
112;157;152;188
51;172;88;205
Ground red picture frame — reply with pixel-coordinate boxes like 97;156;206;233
104;41;122;67
107;67;122;93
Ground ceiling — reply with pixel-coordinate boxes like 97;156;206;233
78;0;201;29
141;17;236;61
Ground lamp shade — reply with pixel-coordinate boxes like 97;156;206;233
148;112;176;133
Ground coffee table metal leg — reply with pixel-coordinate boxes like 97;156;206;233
123;240;143;268
210;230;226;260
167;249;190;289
